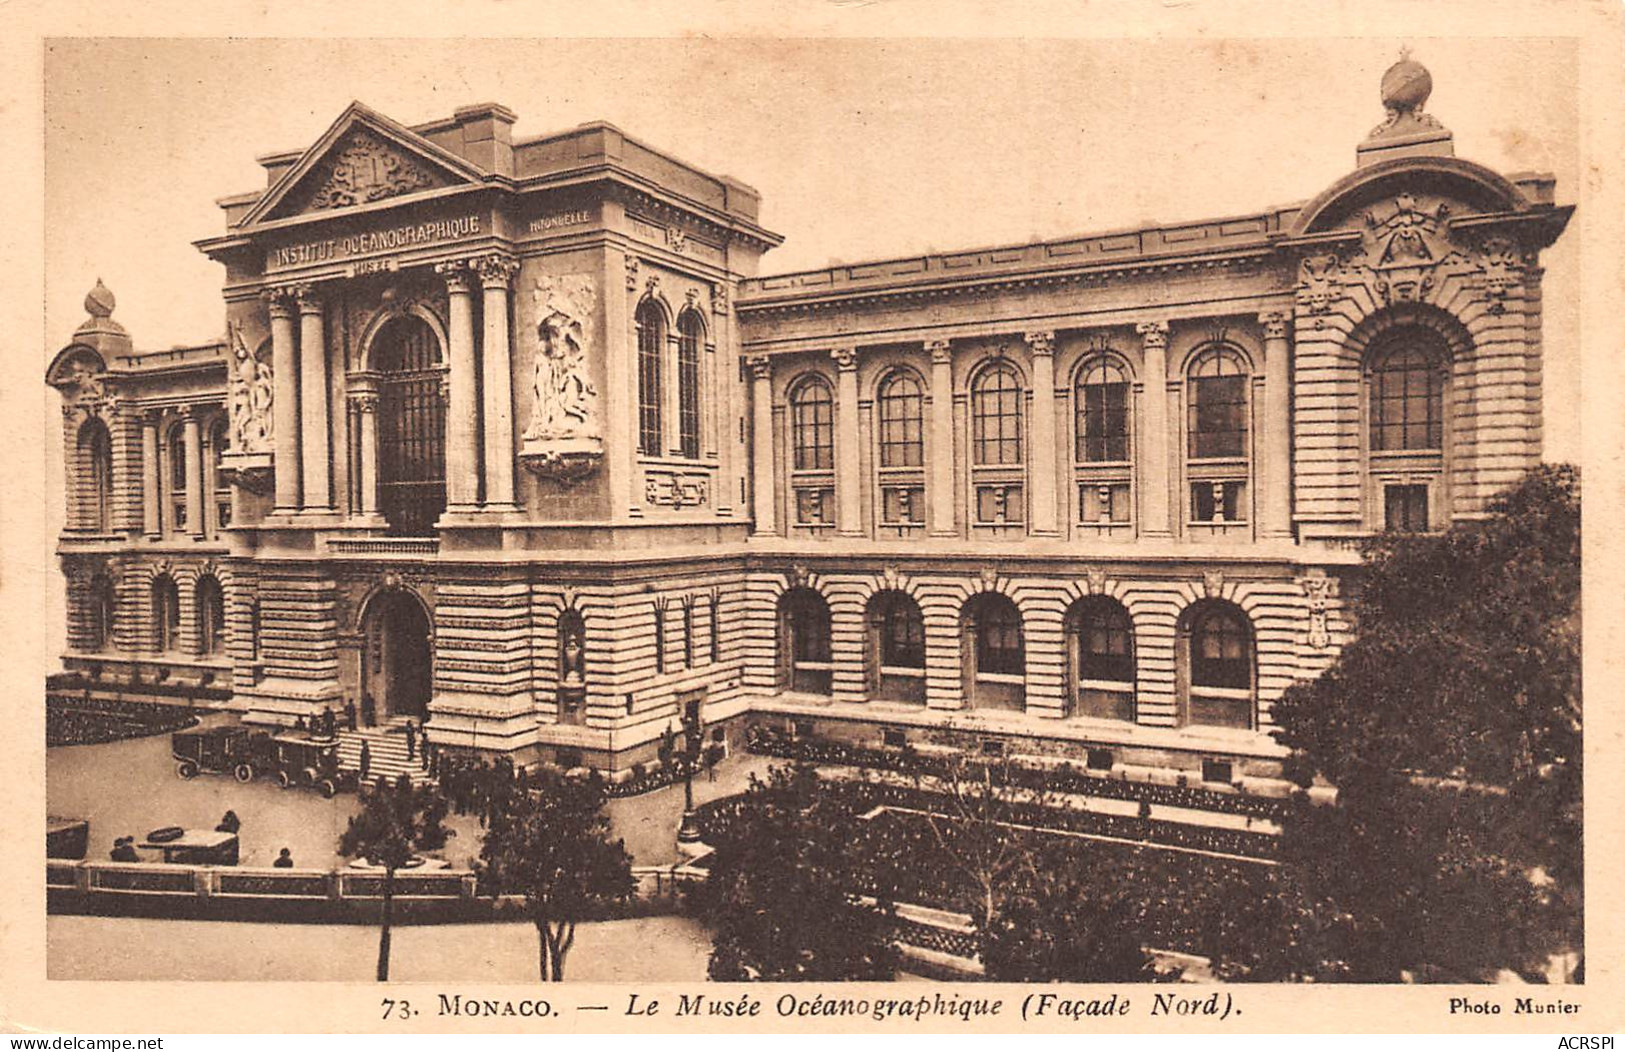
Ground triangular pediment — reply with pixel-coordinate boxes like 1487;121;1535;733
242;103;489;226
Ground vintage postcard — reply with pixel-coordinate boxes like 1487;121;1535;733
2;0;1622;1037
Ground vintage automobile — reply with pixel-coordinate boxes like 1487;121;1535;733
171;726;277;782
137;828;240;865
270;734;351;798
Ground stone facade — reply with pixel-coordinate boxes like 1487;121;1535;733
47;60;1572;778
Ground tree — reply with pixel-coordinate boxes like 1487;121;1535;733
696;765;901;980
910;754;1052;933
478;776;636;981
1271;465;1581;980
980;838;1159;982
338;774;452;981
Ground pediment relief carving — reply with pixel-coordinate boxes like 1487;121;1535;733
271;127;459;219
1295;190;1529;321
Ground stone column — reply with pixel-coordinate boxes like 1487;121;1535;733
747;356;776;536
437;261;481;513
296;286;331;511
1136;320;1172;537
1025;331;1059;536
354;392;380;518
264;289;300;513
927;340;956;537
832;347;862;536
183;409;204;538
141;412;161;537
475;254;521;509
1259;311;1293;539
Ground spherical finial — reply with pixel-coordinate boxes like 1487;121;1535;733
84;278;115;318
1381;49;1432;113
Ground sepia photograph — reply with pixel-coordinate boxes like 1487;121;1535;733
11;6;1619;1033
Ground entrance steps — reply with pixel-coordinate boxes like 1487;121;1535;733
336;721;437;789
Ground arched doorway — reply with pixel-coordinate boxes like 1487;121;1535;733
361;589;433;723
373;314;446;536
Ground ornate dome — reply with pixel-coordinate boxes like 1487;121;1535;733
1381;54;1432;113
84;278;116;318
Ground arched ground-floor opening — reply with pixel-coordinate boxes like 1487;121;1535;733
360;588;433;724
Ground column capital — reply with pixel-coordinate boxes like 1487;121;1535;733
745;355;772;381
141;408;165;427
261;286;299;318
1258;310;1291;340
1023;330;1055;357
349;392;379;413
1136;320;1170;349
293;284;324;315
472;253;521;289
830;347;858;372
435;259;474;294
925;339;952;364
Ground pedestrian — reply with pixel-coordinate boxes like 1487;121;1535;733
359;740;371;784
321;705;335;738
273;847;294;868
216;809;241;834
405;719;417;762
294;714;308;733
111;837;140;862
361;692;376;727
420;725;432;770
344;698;357;732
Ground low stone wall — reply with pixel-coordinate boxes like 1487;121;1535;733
46;859;700;924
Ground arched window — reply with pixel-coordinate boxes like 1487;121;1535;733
1066;597;1135;721
1180;600;1254;729
76;418;113;533
209;416;232;534
167;425;188;533
636;299;666;455
1186;346;1251;531
677;309;705;459
374;315;446;536
867;591;925;703
962;592;1024;710
789;376;835;528
877;370;925;529
1074;356;1133;529
558;608;586;725
87;573;115;653
152;574;181;654
777;588;832;694
972;361;1023;466
195;575;226;656
1367;328;1449;533
971;361;1025;528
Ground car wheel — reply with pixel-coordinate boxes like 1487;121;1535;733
277;770;292;789
320;779;337;799
234;763;254;782
177;760;198;779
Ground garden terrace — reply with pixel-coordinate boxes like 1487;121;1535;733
744;723;1298;822
47;694;200;746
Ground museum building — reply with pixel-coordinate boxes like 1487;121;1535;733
46;58;1572;781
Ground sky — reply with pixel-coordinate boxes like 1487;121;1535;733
43;37;1581;469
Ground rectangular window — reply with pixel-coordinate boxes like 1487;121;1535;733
1078;381;1129;462
881;485;925;525
975;484;1025;525
1080;482;1131;523
1191;481;1245;523
1086;747;1114;771
1189;375;1248;458
1384;483;1430;532
883;727;907;748
1202;758;1234;785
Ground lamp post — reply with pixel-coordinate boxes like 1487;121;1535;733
675;718;704;846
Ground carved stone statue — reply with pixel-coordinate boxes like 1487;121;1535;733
525;275;599;441
227;321;274;453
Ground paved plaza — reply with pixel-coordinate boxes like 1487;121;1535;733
48;717;777;869
48;914;712;982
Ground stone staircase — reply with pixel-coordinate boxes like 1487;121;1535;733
336;720;437;789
